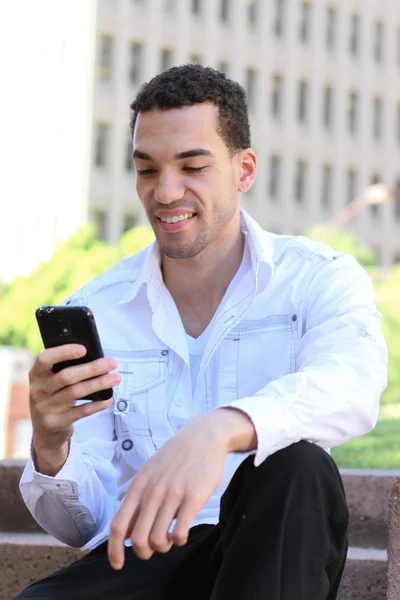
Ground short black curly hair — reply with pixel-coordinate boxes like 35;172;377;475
129;64;251;154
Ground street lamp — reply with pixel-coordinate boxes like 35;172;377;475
323;183;393;230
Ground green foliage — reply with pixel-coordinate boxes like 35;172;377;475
331;418;400;469
371;266;400;405
0;223;154;356
304;226;378;267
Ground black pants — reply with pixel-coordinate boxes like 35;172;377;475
15;441;349;600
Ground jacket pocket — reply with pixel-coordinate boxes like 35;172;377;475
225;314;296;400
105;349;168;459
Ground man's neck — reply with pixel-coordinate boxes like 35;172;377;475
161;226;245;337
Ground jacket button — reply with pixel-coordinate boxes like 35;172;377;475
292;315;297;322
161;350;168;356
117;399;128;412
122;439;134;451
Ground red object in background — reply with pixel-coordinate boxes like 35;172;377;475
7;379;30;458
0;348;32;459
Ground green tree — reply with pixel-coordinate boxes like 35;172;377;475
0;224;154;355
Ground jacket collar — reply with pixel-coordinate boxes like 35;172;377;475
118;208;275;305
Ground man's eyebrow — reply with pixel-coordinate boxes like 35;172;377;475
132;148;214;161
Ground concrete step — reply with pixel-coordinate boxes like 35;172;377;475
0;533;84;600
0;533;388;600
339;548;387;600
2;461;399;541
341;469;400;550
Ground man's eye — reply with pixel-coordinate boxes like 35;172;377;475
137;169;155;176
184;167;205;173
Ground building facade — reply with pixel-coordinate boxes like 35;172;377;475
91;0;400;264
2;0;400;283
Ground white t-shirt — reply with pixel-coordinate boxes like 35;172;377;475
186;236;252;392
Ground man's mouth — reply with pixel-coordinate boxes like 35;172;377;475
158;213;195;224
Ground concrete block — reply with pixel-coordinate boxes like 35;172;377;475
387;479;400;600
338;557;387;600
341;469;400;551
0;461;42;533
0;533;84;600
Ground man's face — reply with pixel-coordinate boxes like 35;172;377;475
132;103;253;259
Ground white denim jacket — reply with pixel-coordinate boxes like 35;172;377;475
20;209;388;549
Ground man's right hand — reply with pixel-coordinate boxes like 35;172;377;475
29;344;121;476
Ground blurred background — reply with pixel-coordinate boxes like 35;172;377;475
0;0;399;467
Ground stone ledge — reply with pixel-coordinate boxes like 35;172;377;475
0;534;389;600
1;461;399;537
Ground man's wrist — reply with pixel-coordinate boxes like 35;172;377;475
213;407;258;453
32;438;70;477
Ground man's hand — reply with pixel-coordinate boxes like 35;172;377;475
29;344;121;476
107;408;257;569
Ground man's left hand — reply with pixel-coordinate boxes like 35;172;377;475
107;408;256;568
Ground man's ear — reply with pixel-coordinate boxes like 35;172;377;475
237;149;257;193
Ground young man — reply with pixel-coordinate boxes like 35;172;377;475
17;65;387;600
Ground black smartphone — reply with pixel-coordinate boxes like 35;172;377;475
35;305;113;401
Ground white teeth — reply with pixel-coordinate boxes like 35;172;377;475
160;213;193;224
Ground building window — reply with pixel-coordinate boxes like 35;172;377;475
125;131;133;171
247;0;257;29
123;213;137;232
163;0;176;14
273;0;285;37
321;164;333;210
191;0;201;15
350;14;360;57
370;173;382;218
217;60;229;75
323;85;334;129
348;91;359;135
346;168;358;205
161;48;173;72
299;2;311;44
374;21;384;63
220;0;229;22
92;210;108;240
373;97;383;141
395;178;400;220
98;35;113;80
326;6;336;51
297;80;309;124
189;53;202;64
246;68;257;112
294;160;307;203
94;123;109;167
129;42;143;84
271;73;283;119
269;155;281;200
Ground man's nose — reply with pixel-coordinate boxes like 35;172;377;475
154;171;185;205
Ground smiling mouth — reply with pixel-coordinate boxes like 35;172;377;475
158;213;195;224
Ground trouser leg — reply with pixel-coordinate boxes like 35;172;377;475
13;525;214;600
210;441;349;600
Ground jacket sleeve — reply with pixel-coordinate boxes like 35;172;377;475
19;292;120;549
220;254;388;467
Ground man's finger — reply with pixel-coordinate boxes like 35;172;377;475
45;357;118;395
130;491;166;560
108;495;140;570
34;345;87;375
170;498;198;547
148;493;182;554
68;397;114;422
